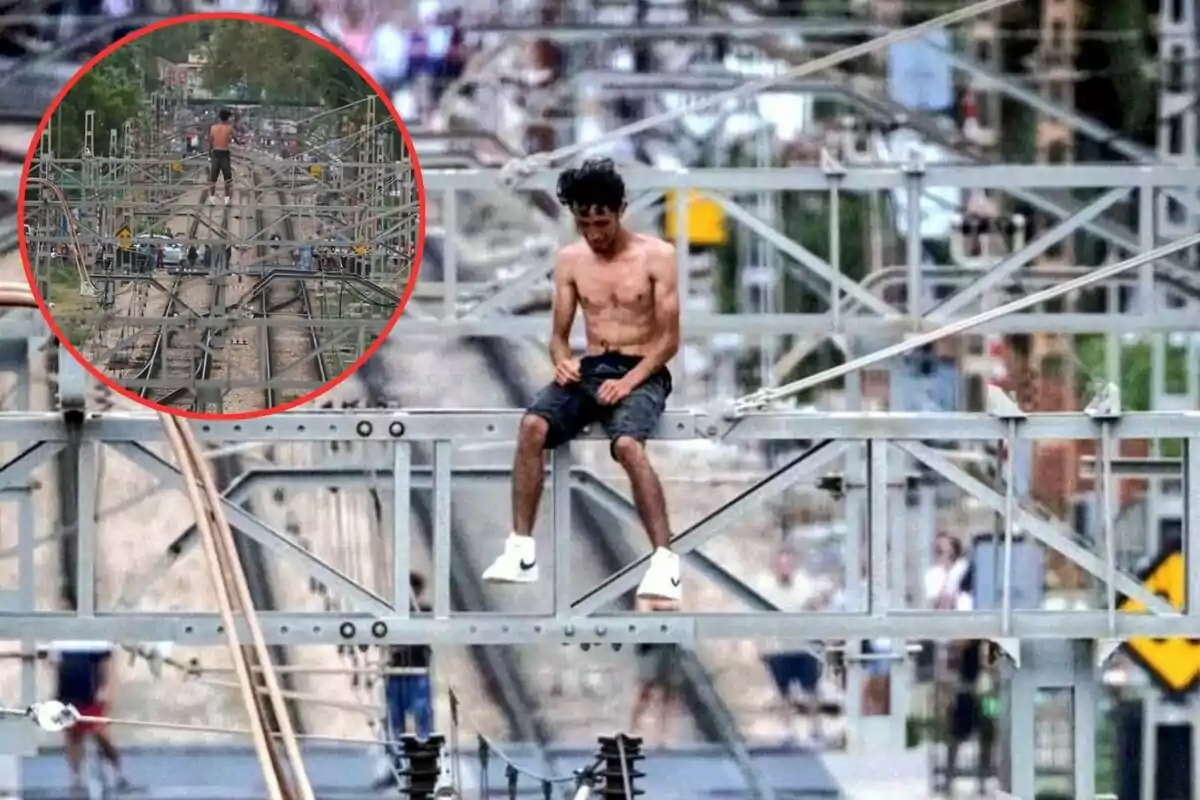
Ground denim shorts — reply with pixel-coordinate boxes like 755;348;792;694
527;353;672;455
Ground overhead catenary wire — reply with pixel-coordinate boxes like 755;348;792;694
10;695;607;800
500;0;1022;182
445;687;581;787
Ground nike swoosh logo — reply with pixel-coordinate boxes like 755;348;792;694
671;578;681;587
520;559;537;571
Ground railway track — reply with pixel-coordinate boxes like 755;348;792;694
252;163;327;409
129;186;220;408
148;205;223;410
210;161;304;738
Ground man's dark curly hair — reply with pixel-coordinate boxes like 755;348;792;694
556;158;626;213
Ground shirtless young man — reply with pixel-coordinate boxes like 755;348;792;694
482;158;682;601
207;109;235;206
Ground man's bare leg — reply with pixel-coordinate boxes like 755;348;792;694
65;736;84;789
483;414;547;583
94;730;131;786
612;438;670;549
616;436;681;600
512;415;549;536
629;684;654;733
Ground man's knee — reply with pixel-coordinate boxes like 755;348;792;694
611;435;648;465
518;413;550;449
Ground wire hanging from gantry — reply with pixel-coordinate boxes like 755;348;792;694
5;680;631;798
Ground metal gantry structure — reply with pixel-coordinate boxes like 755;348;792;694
396;158;1200;797
23;97;418;411
5;5;1200;799
2;319;1200;800
411;163;1200;335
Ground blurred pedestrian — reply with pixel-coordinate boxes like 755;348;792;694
47;640;133;793
373;573;434;791
629;597;680;747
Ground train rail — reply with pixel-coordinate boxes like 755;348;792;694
252;163;328;409
148;202;226;410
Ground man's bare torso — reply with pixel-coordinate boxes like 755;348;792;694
210;124;233;151
561;233;671;356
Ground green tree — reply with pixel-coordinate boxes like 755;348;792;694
204;21;373;107
51;54;146;157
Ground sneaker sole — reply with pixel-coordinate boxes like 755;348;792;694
482;574;538;584
636;586;682;602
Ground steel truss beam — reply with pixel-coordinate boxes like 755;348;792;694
422;165;1200;191
385;311;1199;336
0;408;1197;645
422;163;1200;347
3;409;1200;442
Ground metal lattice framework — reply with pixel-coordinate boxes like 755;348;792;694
412;163;1200;337
391;155;1200;798
5;5;1200;797
0;320;1197;799
23;96;418;412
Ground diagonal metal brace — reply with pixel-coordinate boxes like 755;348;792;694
113;443;390;614
898;441;1174;615
571;440;848;615
0;442;61;492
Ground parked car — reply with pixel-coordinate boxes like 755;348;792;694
135;234;182;266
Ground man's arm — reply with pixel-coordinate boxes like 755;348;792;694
625;244;680;386
548;252;577;366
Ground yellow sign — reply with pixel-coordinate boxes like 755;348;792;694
170;161;183;173
1120;548;1200;695
308;164;322;178
352;244;368;255
663;190;727;247
115;226;132;250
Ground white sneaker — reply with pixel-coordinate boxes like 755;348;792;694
636;547;681;601
223;196;231;206
481;534;538;584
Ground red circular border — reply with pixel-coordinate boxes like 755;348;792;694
17;11;426;421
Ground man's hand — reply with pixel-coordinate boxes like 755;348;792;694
554;357;581;386
597;377;636;405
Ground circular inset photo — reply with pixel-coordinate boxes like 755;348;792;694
19;13;424;419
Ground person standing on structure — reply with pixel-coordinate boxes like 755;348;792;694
480;157;683;602
46;640;134;793
207;109;236;206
